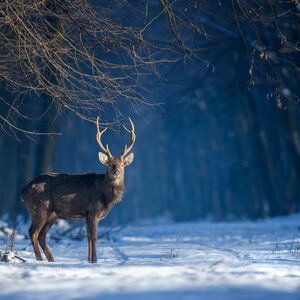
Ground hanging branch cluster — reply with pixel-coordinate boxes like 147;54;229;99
0;0;298;135
0;0;165;129
230;0;300;107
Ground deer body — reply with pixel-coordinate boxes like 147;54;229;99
22;117;135;263
23;172;123;219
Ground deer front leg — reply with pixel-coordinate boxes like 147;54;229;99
86;216;98;263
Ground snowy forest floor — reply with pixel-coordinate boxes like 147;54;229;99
0;214;300;300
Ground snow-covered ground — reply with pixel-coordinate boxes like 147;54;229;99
0;214;300;300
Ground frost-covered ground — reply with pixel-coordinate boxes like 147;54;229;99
0;214;300;300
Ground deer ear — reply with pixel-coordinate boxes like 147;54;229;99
124;153;134;166
98;152;108;165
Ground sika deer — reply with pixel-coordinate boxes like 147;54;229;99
22;117;135;263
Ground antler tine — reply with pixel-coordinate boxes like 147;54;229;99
122;117;136;157
96;117;112;157
106;144;112;156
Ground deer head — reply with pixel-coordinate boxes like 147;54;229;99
96;117;135;181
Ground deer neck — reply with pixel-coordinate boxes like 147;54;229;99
105;173;124;204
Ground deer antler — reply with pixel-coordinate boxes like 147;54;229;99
121;117;136;157
96;117;112;157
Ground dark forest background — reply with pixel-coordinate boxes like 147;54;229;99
0;0;299;225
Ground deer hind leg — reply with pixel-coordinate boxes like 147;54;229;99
28;200;51;261
38;212;57;262
29;218;46;261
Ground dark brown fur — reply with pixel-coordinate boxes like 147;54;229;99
22;156;130;263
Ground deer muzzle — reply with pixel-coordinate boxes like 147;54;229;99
112;170;121;179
